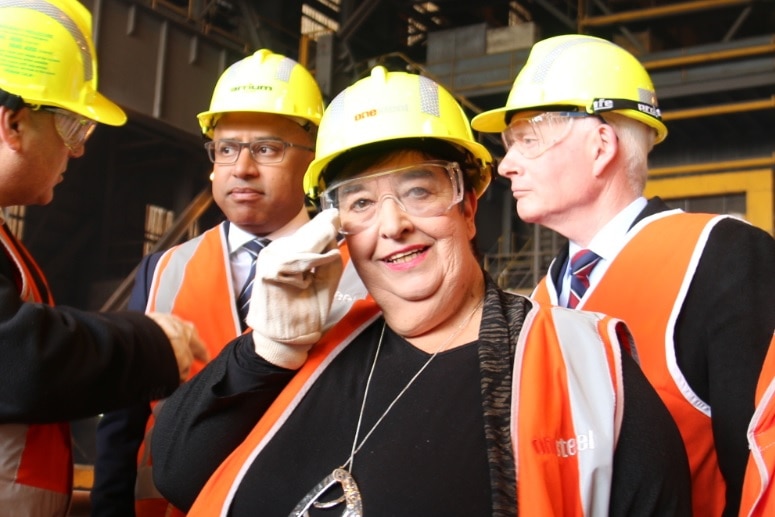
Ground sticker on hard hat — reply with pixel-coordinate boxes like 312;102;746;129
592;98;615;112
637;103;661;118
0;25;57;79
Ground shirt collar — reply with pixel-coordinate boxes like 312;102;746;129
227;206;311;255
227;223;258;255
569;196;647;262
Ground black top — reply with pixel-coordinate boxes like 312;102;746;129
230;324;492;515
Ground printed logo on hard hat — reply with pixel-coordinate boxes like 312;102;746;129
591;97;662;121
220;55;297;96
353;103;409;122
348;74;441;124
0;0;93;82
230;84;273;93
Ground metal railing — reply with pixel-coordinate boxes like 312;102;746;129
100;186;214;312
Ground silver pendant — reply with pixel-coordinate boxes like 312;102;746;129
289;467;363;517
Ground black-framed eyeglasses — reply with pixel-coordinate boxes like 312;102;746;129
204;138;314;165
27;104;97;151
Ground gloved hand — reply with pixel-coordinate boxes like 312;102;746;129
146;312;209;382
246;208;343;369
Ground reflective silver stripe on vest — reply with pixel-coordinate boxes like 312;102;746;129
745;336;775;516
150;233;208;313
0;424;69;516
746;382;775;514
548;307;620;515
138;224;233;502
0;230;70;514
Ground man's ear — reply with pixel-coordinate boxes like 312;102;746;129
0;106;24;151
591;122;618;178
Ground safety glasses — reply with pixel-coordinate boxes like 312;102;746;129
33;105;97;151
320;160;465;235
501;111;601;159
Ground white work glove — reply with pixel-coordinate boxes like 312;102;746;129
146;312;209;382
246;208;343;369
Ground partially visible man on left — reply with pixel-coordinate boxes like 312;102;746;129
0;0;208;515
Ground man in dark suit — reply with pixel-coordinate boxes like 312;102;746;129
91;48;366;517
472;34;775;517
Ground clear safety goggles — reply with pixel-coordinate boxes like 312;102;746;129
501;111;601;159
320;160;465;235
33;105;97;151
204;138;314;165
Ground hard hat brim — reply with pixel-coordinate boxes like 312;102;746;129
63;92;127;126
471;107;513;133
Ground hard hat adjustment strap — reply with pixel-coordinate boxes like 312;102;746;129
0;89;24;111
590;97;662;121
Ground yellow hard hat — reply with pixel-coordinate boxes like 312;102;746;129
197;49;324;138
304;66;492;198
0;0;126;126
471;34;667;143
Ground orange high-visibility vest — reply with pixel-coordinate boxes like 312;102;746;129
739;333;775;517
534;210;726;516
186;299;626;516
135;224;366;517
135;224;239;517
0;224;72;515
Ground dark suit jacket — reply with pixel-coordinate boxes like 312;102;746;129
92;251;164;516
546;197;775;516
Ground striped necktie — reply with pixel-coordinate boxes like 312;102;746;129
568;249;601;309
237;238;270;329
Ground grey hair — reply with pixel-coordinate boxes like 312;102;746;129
602;113;655;194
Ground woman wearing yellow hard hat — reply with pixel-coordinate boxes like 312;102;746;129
150;65;691;517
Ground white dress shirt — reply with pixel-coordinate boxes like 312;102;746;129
559;197;648;307
227;206;311;298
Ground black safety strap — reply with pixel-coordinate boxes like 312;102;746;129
590;97;662;121
0;88;24;111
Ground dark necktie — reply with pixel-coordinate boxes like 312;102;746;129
237;238;270;329
568;249;601;309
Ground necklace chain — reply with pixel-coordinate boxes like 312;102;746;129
294;297;485;516
344;297;485;472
